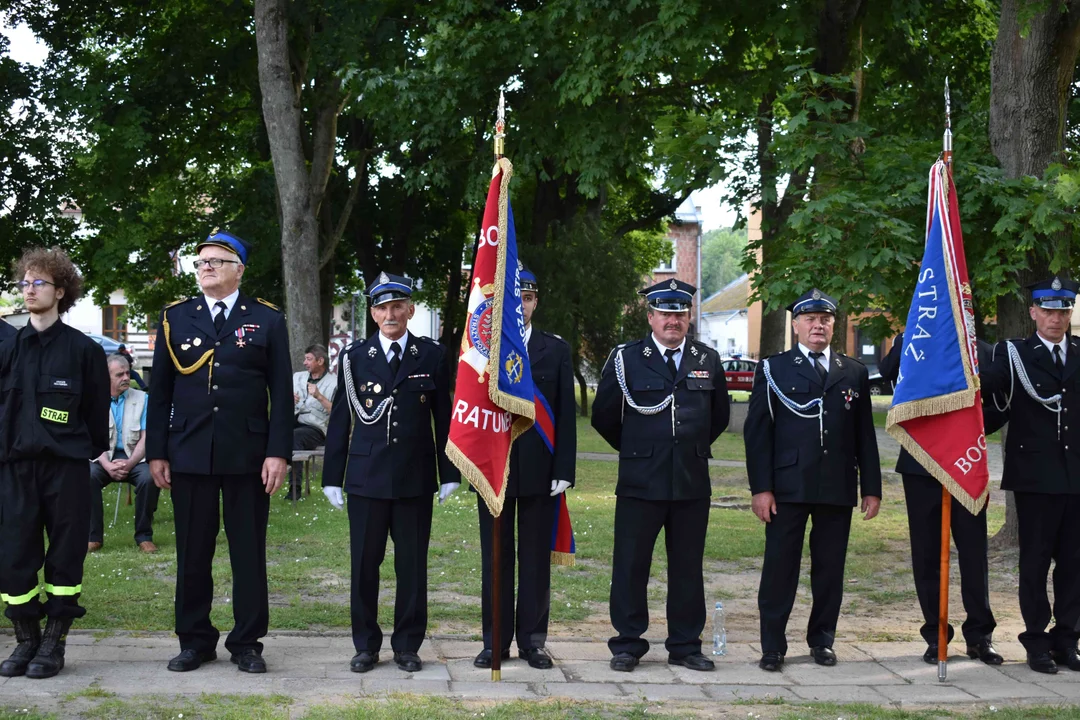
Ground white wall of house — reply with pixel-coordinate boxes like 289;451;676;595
701;309;749;356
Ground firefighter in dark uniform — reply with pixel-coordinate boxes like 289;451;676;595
472;265;576;671
321;272;460;674
592;279;729;673
744;289;881;672
879;333;1004;666
980;277;1080;674
0;248;109;679
147;231;293;675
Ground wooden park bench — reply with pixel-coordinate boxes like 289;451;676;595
289;446;325;508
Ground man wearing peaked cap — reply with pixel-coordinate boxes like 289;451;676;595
147;230;293;675
744;288;880;672
321;270;460;674
592;278;729;673
472;264;576;671
981;276;1080;674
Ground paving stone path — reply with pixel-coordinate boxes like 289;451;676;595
1;633;1075;712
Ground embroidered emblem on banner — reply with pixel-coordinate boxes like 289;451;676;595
504;351;525;383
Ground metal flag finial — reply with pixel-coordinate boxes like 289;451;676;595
494;91;506;158
943;77;953;155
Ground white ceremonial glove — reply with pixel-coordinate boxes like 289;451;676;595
550;480;571;497
439;482;461;505
322;486;345;510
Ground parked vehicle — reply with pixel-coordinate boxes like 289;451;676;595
85;333;125;356
721;356;757;392
866;363;893;396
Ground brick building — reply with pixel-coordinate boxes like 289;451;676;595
646;198;703;335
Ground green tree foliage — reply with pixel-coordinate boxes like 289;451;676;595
700;228;748;298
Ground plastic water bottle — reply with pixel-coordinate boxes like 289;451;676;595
712;601;727;656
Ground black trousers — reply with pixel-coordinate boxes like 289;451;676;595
89;451;159;544
171;472;269;655
478;493;556;652
608;495;710;659
902;473;995;645
1015;491;1080;655
758;502;852;655
0;458;90;621
347;493;433;654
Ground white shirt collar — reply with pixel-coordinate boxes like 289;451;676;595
524;324;533;347
799;343;832;366
1037;333;1068;357
652;334;686;363
379;330;410;360
203;289;240;318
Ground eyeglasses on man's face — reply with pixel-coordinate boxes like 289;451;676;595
193;258;240;270
15;279;56;291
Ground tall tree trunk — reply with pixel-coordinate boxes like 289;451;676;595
988;0;1080;546
254;0;321;369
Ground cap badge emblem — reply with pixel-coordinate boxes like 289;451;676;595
812;289;821;300
378;271;389;285
1053;277;1063;291
669;280;677;290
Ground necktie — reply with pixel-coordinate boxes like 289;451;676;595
1054;345;1064;374
389;341;402;377
664;347;678;378
809;351;828;384
213;301;227;334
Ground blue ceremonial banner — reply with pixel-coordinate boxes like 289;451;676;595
496;200;535;403
885;159;989;514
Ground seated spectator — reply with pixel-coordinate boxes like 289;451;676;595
116;344;146;390
290;343;336;498
88;354;159;553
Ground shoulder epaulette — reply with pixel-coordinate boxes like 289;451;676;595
416;335;438;344
164;298;188;311
843;354;867;366
542;330;567;343
257;298;281;312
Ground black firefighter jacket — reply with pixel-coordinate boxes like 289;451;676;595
744;348;881;506
591;336;729;501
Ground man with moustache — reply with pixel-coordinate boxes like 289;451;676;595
322;272;460;674
0;248;109;679
87;353;159;554
147;230;292;674
592;279;729;673
473;265;576;670
744;289;880;672
980;277;1080;674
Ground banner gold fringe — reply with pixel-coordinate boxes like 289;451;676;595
550;552;576;567
446;439;507;518
887;422;989;515
885;388;975;425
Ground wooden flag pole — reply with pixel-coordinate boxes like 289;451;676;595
490;91;507;683
937;78;953;683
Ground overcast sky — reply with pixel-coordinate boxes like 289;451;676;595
2;19;739;232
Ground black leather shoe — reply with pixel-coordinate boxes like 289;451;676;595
230;649;267;674
967;640;1004;666
350;651;378;673
393;651;422;672
1028;652;1058;674
668;652;715;671
923;645;938;664
472;648;510;669
610;652;639;672
758;651;784;672
1051;648;1080;671
519;647;554;669
810;646;837;666
167;649;217;672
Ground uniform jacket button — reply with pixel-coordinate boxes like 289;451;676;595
215;341;221;347
212;385;218;390
392;421;398;427
823;449;829;455
214;362;220;367
392;438;398;444
213;407;219;412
